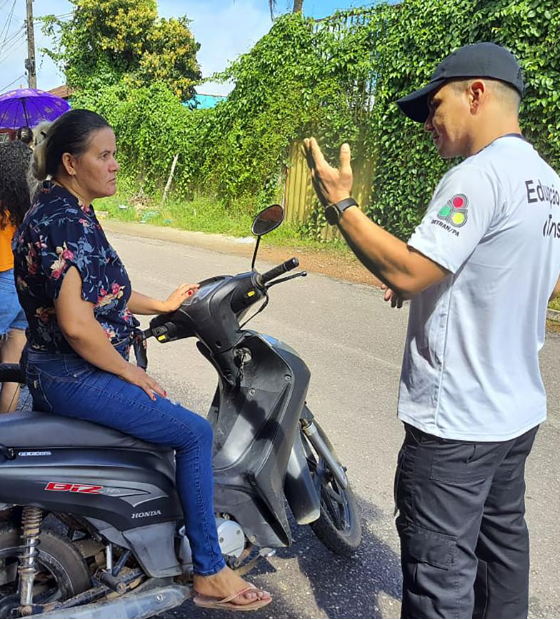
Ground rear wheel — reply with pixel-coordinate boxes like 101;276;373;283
0;526;91;617
302;414;362;556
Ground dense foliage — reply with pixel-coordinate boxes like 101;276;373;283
70;0;560;239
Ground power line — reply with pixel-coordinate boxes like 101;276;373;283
31;12;73;22
0;4;72;90
0;72;24;93
0;0;17;53
0;0;22;21
1;22;22;41
0;36;25;65
0;0;15;17
0;23;24;49
0;24;25;64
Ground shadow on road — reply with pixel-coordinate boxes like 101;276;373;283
159;495;402;619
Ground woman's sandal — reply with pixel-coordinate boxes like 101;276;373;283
193;584;272;611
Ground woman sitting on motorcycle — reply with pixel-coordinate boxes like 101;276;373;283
12;109;272;612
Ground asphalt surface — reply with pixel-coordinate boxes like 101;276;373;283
99;224;559;619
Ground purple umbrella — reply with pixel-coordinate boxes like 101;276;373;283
0;88;71;129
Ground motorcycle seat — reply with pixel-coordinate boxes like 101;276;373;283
0;410;173;454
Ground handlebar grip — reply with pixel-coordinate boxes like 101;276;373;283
0;363;25;384
259;257;299;285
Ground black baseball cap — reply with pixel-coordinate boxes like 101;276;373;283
396;42;525;123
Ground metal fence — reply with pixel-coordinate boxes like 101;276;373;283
282;8;380;240
283;141;375;241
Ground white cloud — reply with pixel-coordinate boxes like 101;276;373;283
160;0;272;96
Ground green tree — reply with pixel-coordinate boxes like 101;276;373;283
41;0;201;100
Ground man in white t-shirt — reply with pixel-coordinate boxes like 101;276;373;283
304;42;560;619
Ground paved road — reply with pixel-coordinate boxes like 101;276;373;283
106;225;559;619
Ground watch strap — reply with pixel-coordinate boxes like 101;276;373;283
325;197;358;225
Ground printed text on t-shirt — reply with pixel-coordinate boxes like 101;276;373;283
525;179;560;207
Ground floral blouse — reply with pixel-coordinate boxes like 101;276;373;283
12;184;139;354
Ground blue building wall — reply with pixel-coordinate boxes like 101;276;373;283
184;93;227;109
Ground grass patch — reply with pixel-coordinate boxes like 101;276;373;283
548;296;560;312
95;192;353;254
95;193;252;235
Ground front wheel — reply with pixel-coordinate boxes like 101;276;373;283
301;414;362;556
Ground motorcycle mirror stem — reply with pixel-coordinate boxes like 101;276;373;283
250;204;285;271
251;236;262;271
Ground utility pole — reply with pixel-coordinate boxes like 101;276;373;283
292;0;303;12
25;0;37;89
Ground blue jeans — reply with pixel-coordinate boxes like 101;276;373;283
22;347;226;577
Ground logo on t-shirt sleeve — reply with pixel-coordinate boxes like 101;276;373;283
437;194;469;228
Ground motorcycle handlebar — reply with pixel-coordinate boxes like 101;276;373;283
259;257;299;285
0;363;25;384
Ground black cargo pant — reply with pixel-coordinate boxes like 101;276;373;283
395;423;538;619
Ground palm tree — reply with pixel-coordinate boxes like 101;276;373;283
268;0;303;19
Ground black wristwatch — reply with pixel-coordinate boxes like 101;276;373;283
325;197;358;225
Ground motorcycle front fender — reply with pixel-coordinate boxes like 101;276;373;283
284;432;320;525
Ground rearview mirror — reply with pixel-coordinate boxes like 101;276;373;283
251;204;284;237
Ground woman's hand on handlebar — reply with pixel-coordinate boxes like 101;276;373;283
129;285;199;316
118;363;167;401
162;282;200;313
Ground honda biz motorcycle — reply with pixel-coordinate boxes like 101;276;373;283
0;204;361;619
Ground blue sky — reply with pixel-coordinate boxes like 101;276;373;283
0;0;383;95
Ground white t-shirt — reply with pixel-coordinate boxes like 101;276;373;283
398;136;560;441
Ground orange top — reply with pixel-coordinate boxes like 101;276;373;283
0;222;16;272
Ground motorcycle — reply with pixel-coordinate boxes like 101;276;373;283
0;205;361;619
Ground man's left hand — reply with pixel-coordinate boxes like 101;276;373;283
381;284;405;309
303;138;353;207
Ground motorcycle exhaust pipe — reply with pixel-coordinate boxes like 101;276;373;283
28;583;191;620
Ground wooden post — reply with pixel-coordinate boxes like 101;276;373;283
161;153;179;207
